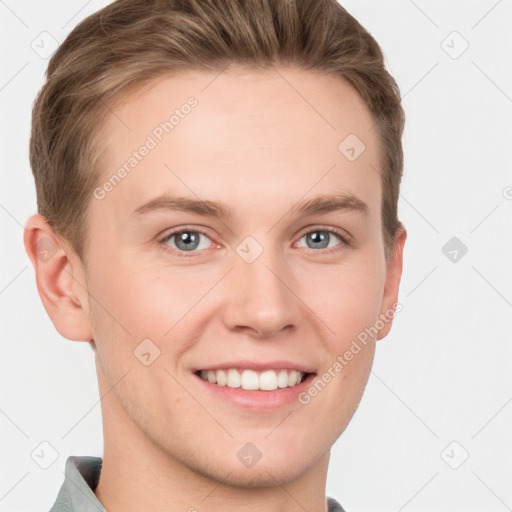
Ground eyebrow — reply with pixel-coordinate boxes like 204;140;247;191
131;192;369;220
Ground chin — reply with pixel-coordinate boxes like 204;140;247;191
211;460;307;489
244;446;320;486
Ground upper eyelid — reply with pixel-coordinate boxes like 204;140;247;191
160;225;215;243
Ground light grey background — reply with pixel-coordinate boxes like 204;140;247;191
1;1;511;511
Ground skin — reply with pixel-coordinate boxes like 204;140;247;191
24;65;406;512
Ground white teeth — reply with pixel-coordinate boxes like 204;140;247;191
198;368;308;390
227;368;241;388
241;370;259;390
277;369;289;388
259;370;278;391
216;369;227;386
288;370;300;386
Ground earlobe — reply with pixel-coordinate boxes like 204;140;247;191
377;223;407;341
23;213;93;342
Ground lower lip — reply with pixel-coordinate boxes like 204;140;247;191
193;372;316;410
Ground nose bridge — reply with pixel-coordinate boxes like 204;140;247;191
224;235;299;336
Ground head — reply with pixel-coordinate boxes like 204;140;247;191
25;0;406;491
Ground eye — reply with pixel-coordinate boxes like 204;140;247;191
295;226;351;253
160;228;214;256
159;225;351;257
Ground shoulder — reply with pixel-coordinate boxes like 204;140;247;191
327;495;348;512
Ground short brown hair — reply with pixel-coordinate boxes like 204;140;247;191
29;0;405;262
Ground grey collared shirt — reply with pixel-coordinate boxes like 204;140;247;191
49;456;105;512
49;455;347;512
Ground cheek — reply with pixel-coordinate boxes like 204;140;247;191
87;251;184;330
305;253;386;350
86;252;219;374
298;260;383;438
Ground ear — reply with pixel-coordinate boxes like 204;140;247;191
23;213;93;342
377;223;407;341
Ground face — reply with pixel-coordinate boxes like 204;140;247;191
75;65;404;487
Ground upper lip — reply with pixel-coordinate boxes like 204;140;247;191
193;360;316;374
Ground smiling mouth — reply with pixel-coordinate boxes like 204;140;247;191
194;368;314;391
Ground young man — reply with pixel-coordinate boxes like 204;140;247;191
24;0;406;510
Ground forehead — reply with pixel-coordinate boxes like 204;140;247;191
92;65;381;224
104;65;377;149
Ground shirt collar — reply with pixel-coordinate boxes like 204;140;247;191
49;455;105;512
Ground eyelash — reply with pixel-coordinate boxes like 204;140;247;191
158;225;352;258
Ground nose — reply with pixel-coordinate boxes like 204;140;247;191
221;241;302;339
